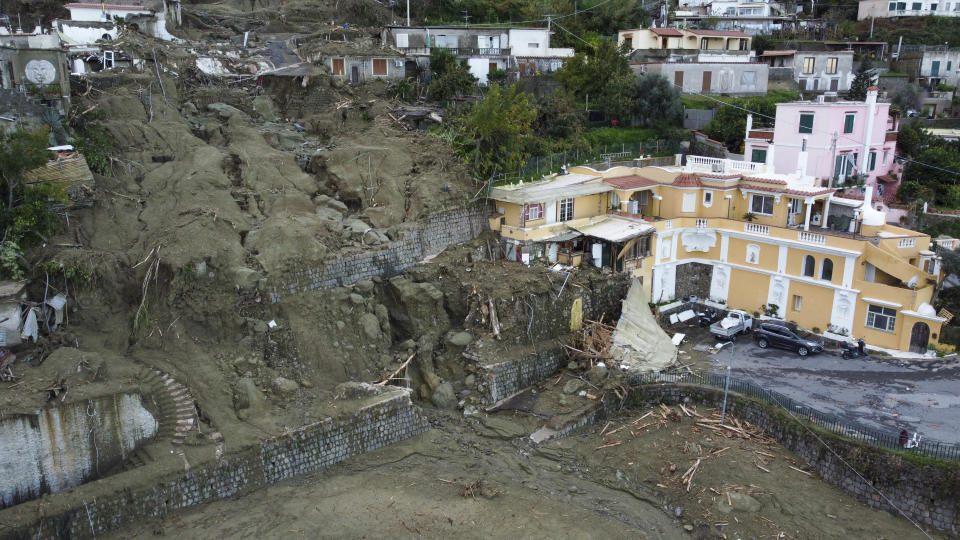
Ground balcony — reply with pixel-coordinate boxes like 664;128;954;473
684;155;770;175
398;46;510;57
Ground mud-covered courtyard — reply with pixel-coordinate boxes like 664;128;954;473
109;385;945;540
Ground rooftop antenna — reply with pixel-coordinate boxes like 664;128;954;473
462;10;470;24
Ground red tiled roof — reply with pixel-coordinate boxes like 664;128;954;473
867;86;879;91
672;173;702;187
687;29;751;37
605;175;660;190
698;174;741;180
742;176;787;185
650;28;684;36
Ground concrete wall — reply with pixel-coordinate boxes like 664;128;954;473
1;387;429;539
639;63;768;96
269;205;489;300
683;108;715;130
0;393;157;509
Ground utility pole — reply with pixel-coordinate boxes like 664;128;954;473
869;16;874;39
546;14;552;33
462;10;470;24
406;0;409;26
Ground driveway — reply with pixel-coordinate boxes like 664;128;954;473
701;337;960;444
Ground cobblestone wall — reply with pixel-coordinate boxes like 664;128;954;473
481;348;566;404
623;384;960;534
3;388;429;539
269;205;489;300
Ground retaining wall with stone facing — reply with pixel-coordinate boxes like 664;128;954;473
1;386;430;540
478;275;632;404
548;382;960;534
269;205;489;300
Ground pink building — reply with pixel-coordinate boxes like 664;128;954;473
744;87;901;204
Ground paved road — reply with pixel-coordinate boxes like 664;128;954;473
700;337;960;445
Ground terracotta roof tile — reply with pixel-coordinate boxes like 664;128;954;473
672;173;702;187
650;28;684;36
605;175;660;190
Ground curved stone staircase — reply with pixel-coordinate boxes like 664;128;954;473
138;368;197;448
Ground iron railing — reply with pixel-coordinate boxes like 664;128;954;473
631;369;960;462
492;140;682;186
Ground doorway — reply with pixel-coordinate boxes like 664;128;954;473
909;322;930;354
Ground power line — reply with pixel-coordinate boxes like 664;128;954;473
742;373;936;539
551;19;597;49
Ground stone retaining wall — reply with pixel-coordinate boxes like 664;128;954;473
481;348;566;404
269;205;489;300
571;383;960;534
2;388;429;539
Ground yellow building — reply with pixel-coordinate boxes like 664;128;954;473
489;155;945;354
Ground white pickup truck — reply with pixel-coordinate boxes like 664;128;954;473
709;310;753;341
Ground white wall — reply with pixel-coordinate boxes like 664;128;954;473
467;57;490;84
66;6;152;22
54;20;118;45
509;29;550;56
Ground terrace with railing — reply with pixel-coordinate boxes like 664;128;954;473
398;47;510;57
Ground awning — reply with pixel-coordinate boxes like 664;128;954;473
542;231;581;242
571;217;655;243
877;174;899;183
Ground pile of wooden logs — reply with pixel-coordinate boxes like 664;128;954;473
562;318;614;365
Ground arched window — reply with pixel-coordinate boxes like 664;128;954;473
802;255;815;277
821;258;834;281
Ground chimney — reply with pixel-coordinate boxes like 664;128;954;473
866;86;879;105
765;143;775;172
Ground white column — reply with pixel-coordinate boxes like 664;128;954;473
803;201;813;231
821;197;831;228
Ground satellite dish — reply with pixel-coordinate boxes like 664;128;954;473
907;275;918;289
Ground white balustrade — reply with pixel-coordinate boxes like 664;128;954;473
798;231;826;245
744;223;769;235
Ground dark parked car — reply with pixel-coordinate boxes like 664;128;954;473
753;322;824;356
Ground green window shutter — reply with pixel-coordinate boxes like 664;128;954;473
844;114;854;134
799;113;814;134
751;149;767;163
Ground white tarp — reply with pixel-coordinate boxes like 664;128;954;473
609;279;677;372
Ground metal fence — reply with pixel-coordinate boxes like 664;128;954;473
495;139;682;185
631;369;960;463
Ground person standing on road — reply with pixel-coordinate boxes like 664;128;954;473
899;429;909;448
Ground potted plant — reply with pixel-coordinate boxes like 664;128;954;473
742;212;757;222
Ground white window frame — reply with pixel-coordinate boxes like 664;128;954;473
866;304;897;332
637;191;650;206
703;190;714;207
793;295;802;311
750;194;774;215
558;198;574;221
525;203;543;221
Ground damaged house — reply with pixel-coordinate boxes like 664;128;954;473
490;153;944;354
0;33;71;111
380;25;574;84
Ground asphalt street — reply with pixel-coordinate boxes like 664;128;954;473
702;337;960;445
